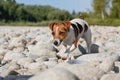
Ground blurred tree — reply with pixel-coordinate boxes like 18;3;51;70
2;0;18;21
0;0;5;20
110;0;120;18
16;5;36;22
72;10;76;15
47;8;72;21
92;0;110;19
78;12;90;19
0;0;72;22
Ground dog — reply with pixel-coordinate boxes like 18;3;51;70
49;18;92;59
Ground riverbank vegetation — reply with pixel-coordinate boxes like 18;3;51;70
0;0;120;26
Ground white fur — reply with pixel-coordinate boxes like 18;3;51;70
56;26;59;37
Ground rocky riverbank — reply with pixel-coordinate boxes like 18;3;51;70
0;26;120;80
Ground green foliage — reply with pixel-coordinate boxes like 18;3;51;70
0;0;72;23
0;0;120;26
92;0;110;20
86;18;120;26
110;0;120;18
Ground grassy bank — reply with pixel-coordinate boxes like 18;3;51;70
86;18;120;26
0;21;50;26
0;18;120;26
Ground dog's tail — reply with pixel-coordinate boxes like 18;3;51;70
79;14;84;20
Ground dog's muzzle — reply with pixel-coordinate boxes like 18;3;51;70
53;39;61;46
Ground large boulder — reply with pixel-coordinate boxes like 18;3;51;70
29;68;79;80
2;52;25;64
55;63;104;80
100;73;120;80
27;43;56;58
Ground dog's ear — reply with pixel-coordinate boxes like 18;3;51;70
49;22;56;31
62;21;71;30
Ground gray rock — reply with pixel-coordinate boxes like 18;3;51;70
55;63;104;80
0;63;11;73
29;68;79;80
27;44;56;58
35;56;49;63
8;63;20;71
24;62;41;70
26;31;37;39
0;48;6;61
15;68;28;75
27;62;47;70
100;73;120;80
8;36;26;50
43;60;58;68
17;57;34;67
77;52;119;62
26;54;39;60
77;52;119;72
27;63;48;75
48;57;58;62
98;54;119;72
0;63;19;77
2;52;25;64
0;38;6;45
0;48;7;55
37;41;56;51
13;47;25;53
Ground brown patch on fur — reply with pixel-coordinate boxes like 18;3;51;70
49;22;71;41
73;38;78;47
49;22;56;31
62;21;71;31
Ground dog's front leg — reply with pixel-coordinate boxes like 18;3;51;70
65;44;76;53
56;45;68;59
63;39;77;60
57;44;76;60
66;38;77;53
57;45;74;60
61;43;76;60
57;39;77;60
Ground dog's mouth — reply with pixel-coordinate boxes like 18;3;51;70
53;39;62;46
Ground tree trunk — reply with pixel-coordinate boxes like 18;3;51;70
101;10;105;20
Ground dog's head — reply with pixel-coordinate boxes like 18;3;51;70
49;21;71;46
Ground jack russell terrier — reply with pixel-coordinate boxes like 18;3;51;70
49;18;92;59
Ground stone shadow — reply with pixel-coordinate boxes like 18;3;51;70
0;75;32;80
78;43;99;54
113;66;119;73
91;44;99;53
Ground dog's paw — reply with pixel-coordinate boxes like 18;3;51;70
57;53;69;60
61;53;69;60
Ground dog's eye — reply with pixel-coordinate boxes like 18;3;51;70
59;32;65;35
52;32;54;35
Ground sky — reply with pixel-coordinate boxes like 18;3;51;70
16;0;92;13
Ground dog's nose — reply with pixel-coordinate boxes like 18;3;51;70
54;41;58;46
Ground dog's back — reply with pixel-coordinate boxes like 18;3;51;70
70;18;88;26
70;18;90;38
